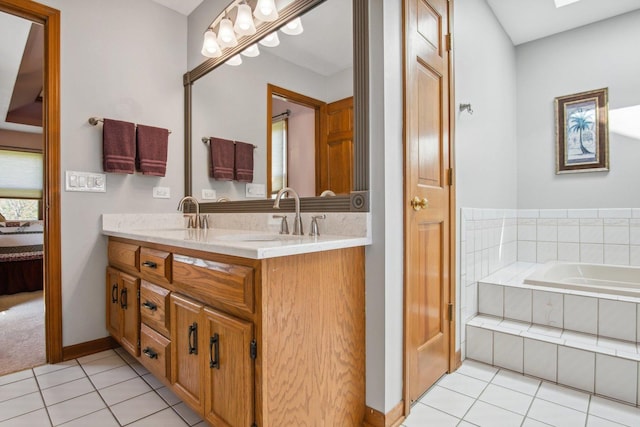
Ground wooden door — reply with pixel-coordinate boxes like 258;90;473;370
404;0;453;406
119;272;140;356
318;97;353;195
171;293;205;413
203;306;254;427
106;267;121;339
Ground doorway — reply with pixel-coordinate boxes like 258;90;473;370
403;0;456;411
0;0;62;367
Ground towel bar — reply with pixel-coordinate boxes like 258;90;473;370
202;137;256;149
88;117;172;134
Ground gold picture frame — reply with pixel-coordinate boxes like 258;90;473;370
555;88;609;174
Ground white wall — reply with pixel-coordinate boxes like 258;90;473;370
39;0;186;346
516;10;640;209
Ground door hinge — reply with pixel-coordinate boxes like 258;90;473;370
137;338;141;349
447;168;454;186
251;423;258;427
137;289;140;299
447;303;454;321
250;340;257;360
445;33;452;51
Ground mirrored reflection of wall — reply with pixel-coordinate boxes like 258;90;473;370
192;51;352;201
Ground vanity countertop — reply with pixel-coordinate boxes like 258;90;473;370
102;213;371;259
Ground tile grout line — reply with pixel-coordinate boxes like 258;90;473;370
74;353;124;427
33;366;55;427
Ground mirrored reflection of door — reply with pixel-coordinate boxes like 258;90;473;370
270;116;289;197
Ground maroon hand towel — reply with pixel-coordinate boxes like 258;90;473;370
234;141;254;183
136;124;169;176
103;118;135;174
209;137;235;180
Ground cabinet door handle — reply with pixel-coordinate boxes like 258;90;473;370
142;301;157;311
111;284;118;303
142;347;158;359
142;261;158;269
209;333;220;369
120;288;128;309
188;322;198;355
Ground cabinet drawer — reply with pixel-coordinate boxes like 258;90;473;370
140;248;172;284
108;241;140;272
173;255;254;314
140;281;171;338
140;324;171;381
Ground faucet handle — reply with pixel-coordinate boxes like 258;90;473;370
309;215;326;237
273;215;289;235
199;214;209;229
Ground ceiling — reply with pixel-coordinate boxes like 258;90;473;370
486;0;640;46
151;0;203;16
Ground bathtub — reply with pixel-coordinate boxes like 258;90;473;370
524;262;640;297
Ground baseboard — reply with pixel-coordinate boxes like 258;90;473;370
62;336;118;361
363;401;404;427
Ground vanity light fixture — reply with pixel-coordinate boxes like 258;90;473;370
280;17;303;35
254;0;279;22
259;31;280;47
217;16;238;48
234;2;256;36
201;29;222;58
241;43;260;57
226;54;243;66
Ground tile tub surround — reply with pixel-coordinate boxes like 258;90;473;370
467;261;640;406
460;207;640;358
102;212;371;259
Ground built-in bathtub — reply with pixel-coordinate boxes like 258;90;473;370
524;262;640;297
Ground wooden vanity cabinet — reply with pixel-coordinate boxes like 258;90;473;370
106;266;140;356
107;237;365;426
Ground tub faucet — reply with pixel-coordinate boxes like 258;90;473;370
273;187;303;235
177;196;201;229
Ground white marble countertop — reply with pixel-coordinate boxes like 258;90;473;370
102;213;371;259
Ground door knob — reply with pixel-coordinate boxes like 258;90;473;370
410;196;428;211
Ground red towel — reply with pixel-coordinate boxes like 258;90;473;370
136;124;169;176
209;137;235;180
234;141;254;183
103;118;135;174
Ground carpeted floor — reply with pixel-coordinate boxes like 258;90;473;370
0;290;45;376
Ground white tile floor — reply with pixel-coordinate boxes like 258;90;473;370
3;350;640;426
0;348;205;426
403;359;640;427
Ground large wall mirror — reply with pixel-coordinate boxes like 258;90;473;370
184;0;369;212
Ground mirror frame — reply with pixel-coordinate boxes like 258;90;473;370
183;0;369;212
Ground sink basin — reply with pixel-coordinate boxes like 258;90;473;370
216;233;302;242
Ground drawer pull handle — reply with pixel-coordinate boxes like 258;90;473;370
142;347;158;359
120;288;128;309
209;334;220;369
188;322;198;355
142;261;158;269
142;301;157;311
111;284;118;303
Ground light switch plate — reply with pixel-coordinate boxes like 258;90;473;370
246;183;265;198
153;186;171;198
65;171;106;192
202;189;217;200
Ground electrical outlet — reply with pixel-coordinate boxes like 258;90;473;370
245;183;265;198
153;186;171;198
202;189;217;200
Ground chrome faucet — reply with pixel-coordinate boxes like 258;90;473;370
177;196;202;229
273;187;303;235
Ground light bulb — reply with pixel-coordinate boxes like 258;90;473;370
226;54;243;66
202;30;221;58
217;18;238;48
259;31;280;47
241;44;260;57
234;4;256;36
254;0;278;22
281;17;303;35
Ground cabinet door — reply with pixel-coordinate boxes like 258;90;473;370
171;293;205;413
106;267;121;339
203;307;254;427
120;272;140;356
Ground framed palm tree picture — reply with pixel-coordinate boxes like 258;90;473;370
555;88;609;174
